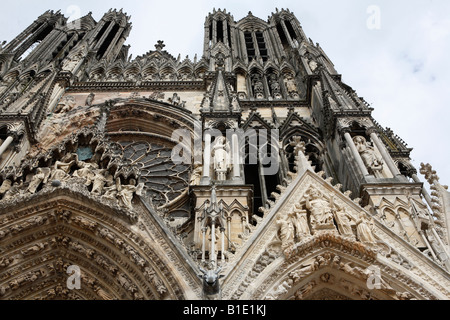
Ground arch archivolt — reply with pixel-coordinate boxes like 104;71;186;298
229;232;440;300
0;193;189;300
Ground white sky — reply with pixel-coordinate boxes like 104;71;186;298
1;0;449;188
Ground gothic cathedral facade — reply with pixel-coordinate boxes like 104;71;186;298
0;8;449;300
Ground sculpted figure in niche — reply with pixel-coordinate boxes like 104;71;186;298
276;214;295;251
356;212;376;244
252;75;264;99
290;204;311;240
353;136;384;176
54;95;76;114
114;178;144;209
73;160;99;187
91;169;108;195
27;168;51;194
2;181;23;201
284;74;298;97
212;136;231;181
334;207;355;238
190;163;203;185
0;179;12;197
305;188;336;232
85;93;95;107
269;74;282;99
50;153;77;182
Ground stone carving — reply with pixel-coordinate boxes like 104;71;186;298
105;177;144;210
276;214;295;252
252;74;264;99
0;179;12;196
334;207;355;239
144;267;168;296
50;153;77;182
290;204;311;240
265;278;294;300
54;95;76;114
85;93;95;107
198;266;224;300
353;136;384;176
190;163;203;185
168;93;181;106
212;136;231;181
305;188;337;233
284;74;299;98
294;280;317;300
356;212;376;244
26;168;51;194
268;74;282;99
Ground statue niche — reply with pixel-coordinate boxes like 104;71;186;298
353;136;384;177
305;188;337;234
211;136;231;181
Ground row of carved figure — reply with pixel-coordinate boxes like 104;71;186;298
0;153;144;210
250;73;299;100
276;188;376;251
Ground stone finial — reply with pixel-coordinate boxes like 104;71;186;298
155;40;165;51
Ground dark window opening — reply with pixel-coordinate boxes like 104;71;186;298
244;31;255;61
217;20;224;43
276;23;289;50
255;31;268;62
95;21;111;42
16;24;53;61
96;24;120;60
209;22;212;41
227;23;232;48
285;20;298;41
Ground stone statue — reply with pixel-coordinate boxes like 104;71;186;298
353;136;384;176
276;214;294;250
290;204;311;240
27;168;51;194
190;164;203;185
252;75;264;99
91;169;107;195
305;188;337;233
73;161;98;187
54;96;76;114
50;153;77;182
0;179;12;196
85;93;95;107
2;181;23;201
168;93;181;106
284;75;298;95
212;136;231;181
116;178;144;209
326;92;339;110
355;212;376;244
269;74;282;99
334;207;355;238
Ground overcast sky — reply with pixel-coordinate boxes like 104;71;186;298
1;0;449;188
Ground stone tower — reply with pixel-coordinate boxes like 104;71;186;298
0;8;449;301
